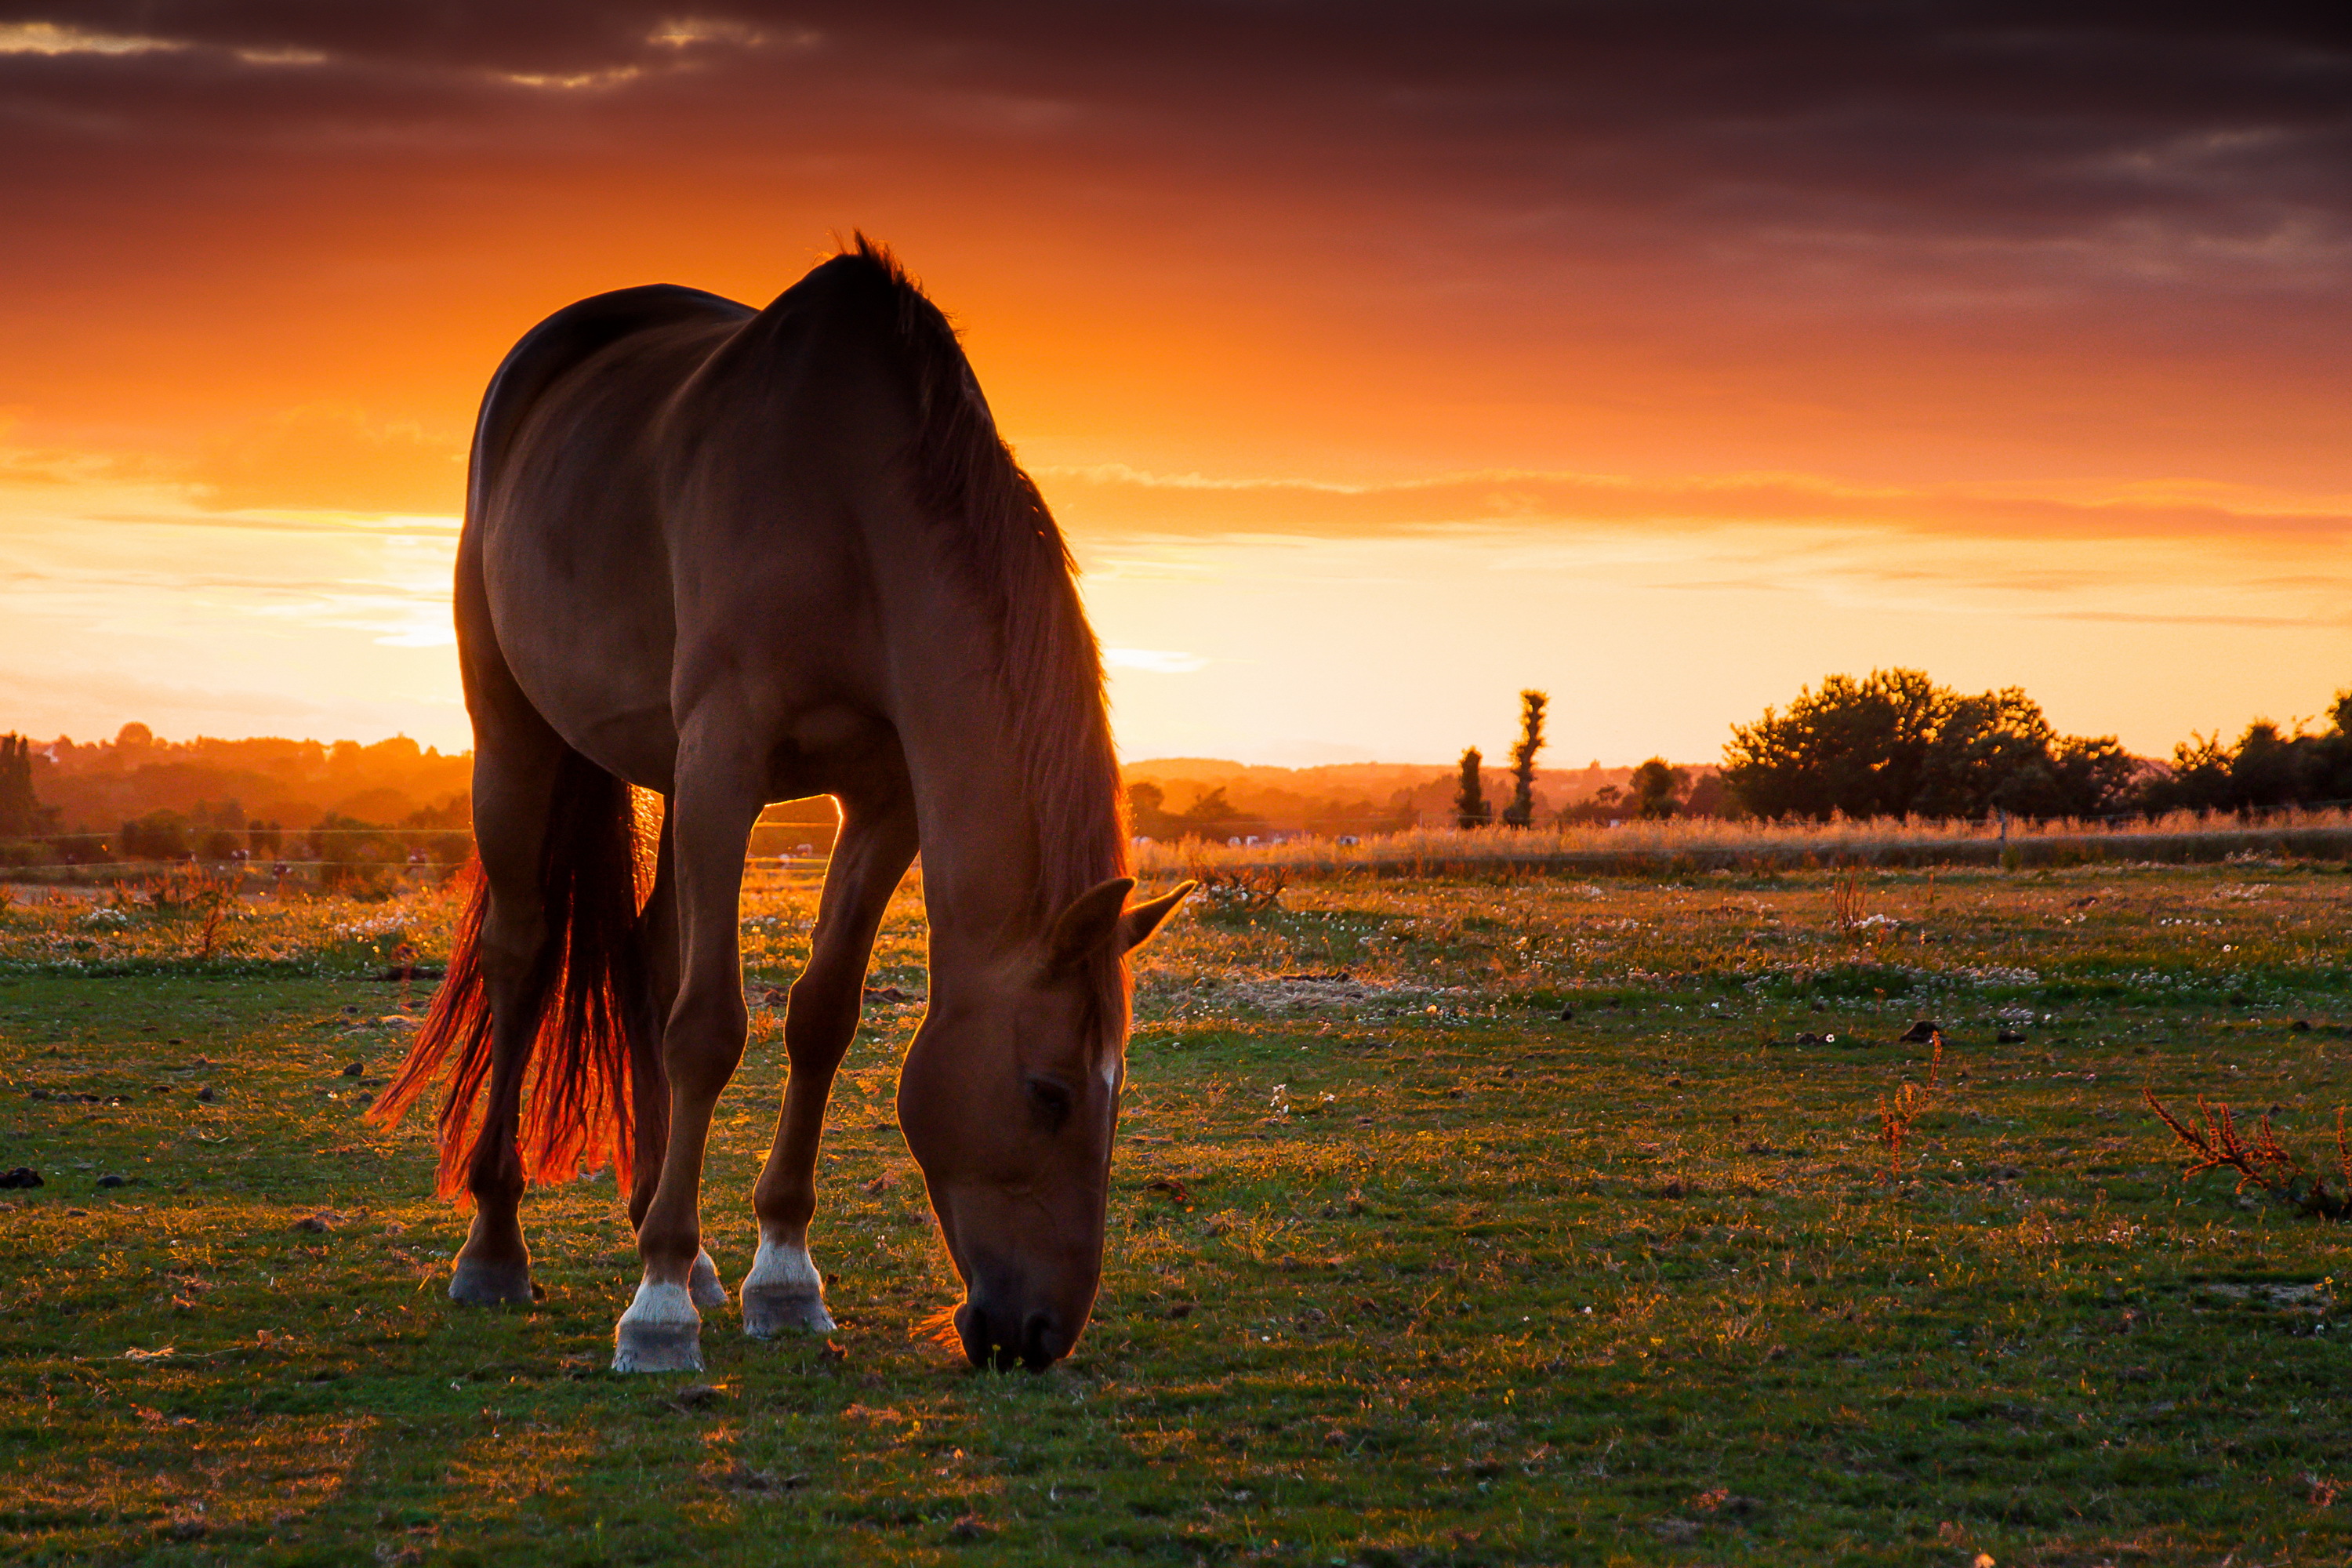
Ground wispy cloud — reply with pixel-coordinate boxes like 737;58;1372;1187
1040;464;2352;546
0;22;181;56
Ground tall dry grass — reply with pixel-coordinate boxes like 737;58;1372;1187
1132;806;2352;880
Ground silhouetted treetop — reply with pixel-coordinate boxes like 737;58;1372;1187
1454;747;1491;829
1722;669;2136;822
1502;691;1547;828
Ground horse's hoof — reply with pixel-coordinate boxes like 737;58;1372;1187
742;1285;836;1338
739;1236;833;1337
688;1249;728;1311
612;1319;704;1373
612;1280;703;1373
448;1256;534;1305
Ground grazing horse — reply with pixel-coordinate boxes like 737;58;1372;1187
372;239;1190;1373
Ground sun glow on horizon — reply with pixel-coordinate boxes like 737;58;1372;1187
1;9;2345;764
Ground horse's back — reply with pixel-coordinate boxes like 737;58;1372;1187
467;285;753;786
470;285;750;517
469;263;922;796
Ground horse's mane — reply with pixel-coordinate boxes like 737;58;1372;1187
834;235;1131;1033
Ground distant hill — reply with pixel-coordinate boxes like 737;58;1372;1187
9;724;1720;851
27;724;470;835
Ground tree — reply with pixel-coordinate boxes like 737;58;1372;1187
2147;731;2234;813
192;798;246;861
1126;781;1182;839
120;809;192;862
0;733;52;838
1628;757;1688;818
1722;668;2135;822
1120;780;1258;841
1722;669;1946;821
2046;735;2143;819
1682;771;1735;818
1555;782;1628;825
2136;691;2352;816
1454;747;1491;829
2228;721;2306;811
310;811;396;888
1176;787;1251;837
1501;691;1548;827
1909;687;2059;819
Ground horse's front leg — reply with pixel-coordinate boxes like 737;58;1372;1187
742;791;918;1337
611;753;762;1373
625;808;726;1312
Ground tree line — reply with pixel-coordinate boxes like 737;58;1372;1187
1446;670;2352;830
0;730;475;877
1722;669;2352;823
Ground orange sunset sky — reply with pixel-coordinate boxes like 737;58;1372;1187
2;5;2347;767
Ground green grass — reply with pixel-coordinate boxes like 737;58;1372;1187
4;861;2351;1564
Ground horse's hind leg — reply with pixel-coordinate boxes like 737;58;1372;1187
742;789;919;1337
449;725;566;1305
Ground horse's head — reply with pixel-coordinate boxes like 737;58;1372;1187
897;876;1191;1370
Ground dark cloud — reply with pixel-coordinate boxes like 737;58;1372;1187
5;2;2347;265
3;2;2347;498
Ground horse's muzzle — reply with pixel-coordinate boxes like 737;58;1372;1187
955;1298;1069;1371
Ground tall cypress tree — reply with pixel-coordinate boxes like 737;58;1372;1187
1454;747;1491;829
1502;690;1548;827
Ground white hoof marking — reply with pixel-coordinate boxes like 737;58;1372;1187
612;1279;703;1373
740;1236;834;1337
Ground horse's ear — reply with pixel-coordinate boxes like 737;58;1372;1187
1117;880;1196;954
1047;877;1135;972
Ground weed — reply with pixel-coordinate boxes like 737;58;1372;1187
1184;851;1287;916
1875;1031;1942;1177
2144;1090;2352;1221
1830;866;1868;938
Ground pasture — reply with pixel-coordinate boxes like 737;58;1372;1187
3;860;2350;1565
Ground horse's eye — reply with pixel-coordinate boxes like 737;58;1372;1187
1025;1076;1075;1132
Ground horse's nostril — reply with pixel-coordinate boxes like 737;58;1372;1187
956;1286;1071;1371
1020;1308;1067;1370
956;1300;1025;1370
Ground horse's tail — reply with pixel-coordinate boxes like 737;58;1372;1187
368;750;659;1202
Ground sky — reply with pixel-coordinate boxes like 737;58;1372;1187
2;2;2348;768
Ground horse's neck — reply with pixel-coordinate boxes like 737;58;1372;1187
904;725;1046;959
866;499;1119;969
881;619;1060;966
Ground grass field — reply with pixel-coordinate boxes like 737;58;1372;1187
4;860;2351;1565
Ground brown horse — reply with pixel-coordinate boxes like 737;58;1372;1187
371;238;1190;1373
